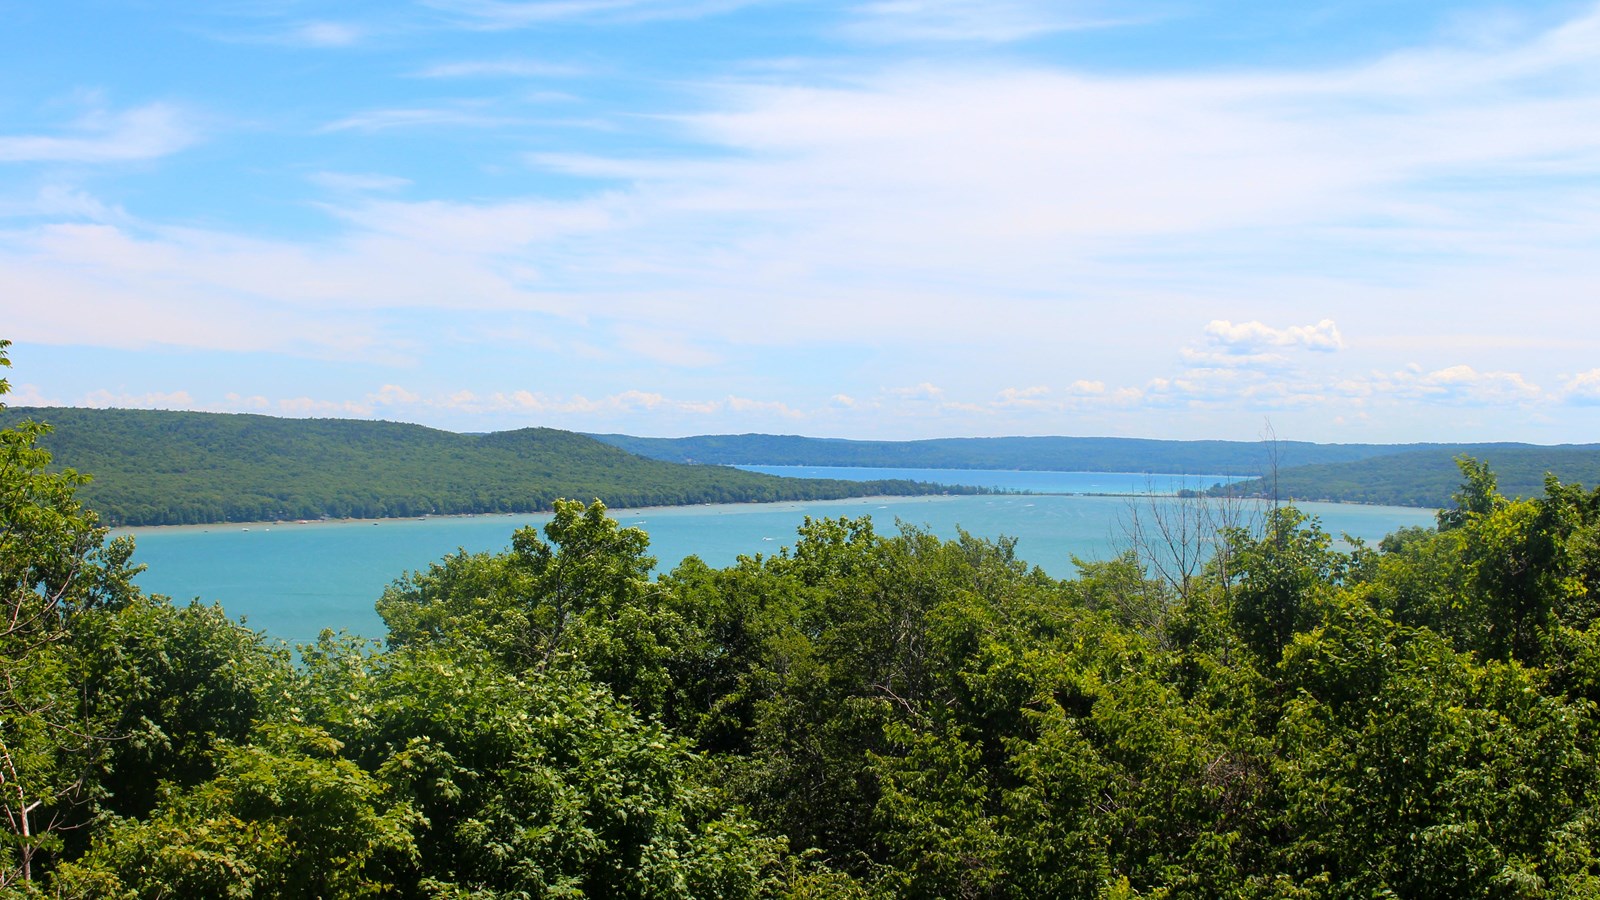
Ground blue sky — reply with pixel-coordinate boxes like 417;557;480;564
3;0;1599;443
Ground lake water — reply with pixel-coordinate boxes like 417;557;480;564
120;469;1437;647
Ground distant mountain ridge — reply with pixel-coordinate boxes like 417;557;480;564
2;408;974;526
17;407;1596;522
589;432;1472;474
589;432;1600;509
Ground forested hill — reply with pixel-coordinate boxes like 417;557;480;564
589;431;1460;473
3;407;974;526
1213;444;1600;508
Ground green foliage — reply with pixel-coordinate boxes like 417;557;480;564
298;640;789;899
1273;601;1600;896
1438;455;1509;530
70;597;295;822
0;343;146;889
1362;458;1588;665
3;407;979;526
380;499;691;718
1225;507;1346;663
50;724;421;899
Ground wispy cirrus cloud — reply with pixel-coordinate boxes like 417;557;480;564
289;21;366;47
320;106;521;132
0;104;198;164
306;172;414;193
199;17;372;49
413;58;586;78
841;0;1139;44
420;0;766;28
12;6;1600;441
284;384;796;422
1328;365;1523;403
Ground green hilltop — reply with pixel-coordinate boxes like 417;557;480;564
2;407;973;526
588;431;1436;472
1214;444;1600;508
15;407;1599;521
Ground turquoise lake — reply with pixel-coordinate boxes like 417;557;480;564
120;468;1438;647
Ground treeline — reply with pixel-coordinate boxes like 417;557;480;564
587;431;1481;473
10;383;1600;893
1212;445;1600;507
3;407;976;526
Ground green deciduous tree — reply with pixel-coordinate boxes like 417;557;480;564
0;340;143;887
298;636;789;899
1224;507;1346;664
50;724;421;898
380;499;692;719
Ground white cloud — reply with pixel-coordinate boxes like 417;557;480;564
727;395;803;418
223;392;272;410
291;21;365;47
886;382;945;399
414;58;584;78
996;385;1051;406
329;196;617;255
372;384;422;406
306;172;413;193
1415;365;1543;403
1179;348;1291;370
3;383;55;407
1177;320;1343;370
81;389;196;409
1563;369;1600;405
615;327;722;367
0;218;578;357
0;185;130;223
320;107;519;133
1342;364;1549;406
277;396;376;417
0;104;197;164
495;388;672;414
1203;319;1345;353
842;0;1136;44
421;0;763;28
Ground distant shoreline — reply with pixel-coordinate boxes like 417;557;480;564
113;493;977;534
113;490;1437;533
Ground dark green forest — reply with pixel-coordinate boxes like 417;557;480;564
1213;446;1600;508
1;407;975;526
9;359;1600;897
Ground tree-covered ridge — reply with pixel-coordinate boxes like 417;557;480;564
1212;445;1600;508
586;431;1484;473
10;339;1600;897
2;407;976;526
